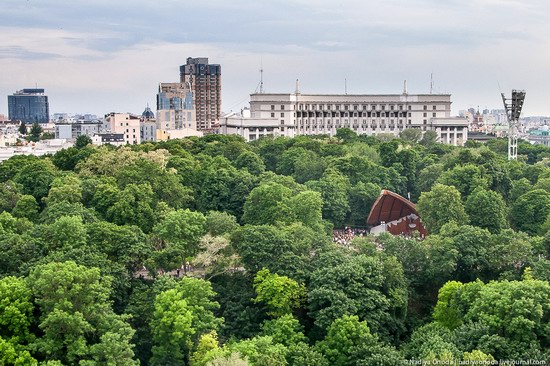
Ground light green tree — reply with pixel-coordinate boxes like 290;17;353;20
253;268;306;317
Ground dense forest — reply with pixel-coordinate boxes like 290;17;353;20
1;129;550;365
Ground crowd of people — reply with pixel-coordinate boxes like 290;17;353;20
332;227;369;246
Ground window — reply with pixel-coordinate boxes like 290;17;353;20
271;113;275;117
280;113;284;117
433;113;436;117
271;105;275;110
281;105;284;110
423;105;427;110
408;105;412;110
423;113;427;117
433;106;437;110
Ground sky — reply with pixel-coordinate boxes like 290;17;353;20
1;0;549;117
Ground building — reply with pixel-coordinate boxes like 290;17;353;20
8;88;50;124
367;190;427;237
528;126;550;147
92;133;125;147
238;85;468;145
219;108;296;141
179;57;221;131
140;106;157;142
156;83;196;130
54;120;103;140
105;112;141;144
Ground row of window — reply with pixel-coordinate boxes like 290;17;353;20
296;104;439;111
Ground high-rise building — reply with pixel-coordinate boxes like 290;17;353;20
156;82;196;130
8;88;50;123
179;57;221;131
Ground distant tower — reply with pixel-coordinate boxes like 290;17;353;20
501;90;526;160
179;57;221;132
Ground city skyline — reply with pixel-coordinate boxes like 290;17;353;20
1;0;549;117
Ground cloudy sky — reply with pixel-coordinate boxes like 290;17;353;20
1;0;549;117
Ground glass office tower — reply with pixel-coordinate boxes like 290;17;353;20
8;88;50;123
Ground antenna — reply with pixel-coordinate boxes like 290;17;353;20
295;79;300;95
403;80;408;94
345;78;347;95
430;73;433;94
259;59;264;94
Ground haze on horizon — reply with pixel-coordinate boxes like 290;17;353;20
0;0;549;117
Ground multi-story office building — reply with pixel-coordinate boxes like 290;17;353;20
156;82;196;130
243;88;468;146
179;57;221;131
8;88;50;123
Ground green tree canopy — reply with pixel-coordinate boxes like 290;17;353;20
417;184;469;234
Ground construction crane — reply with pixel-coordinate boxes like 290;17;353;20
501;90;526;160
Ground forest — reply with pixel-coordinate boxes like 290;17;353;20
1;129;549;365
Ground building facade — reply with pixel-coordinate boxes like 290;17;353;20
220;108;296;141
54;120;103;139
179;57;221;131
8;88;50;124
105;112;141;144
156;83;196;130
245;90;468;145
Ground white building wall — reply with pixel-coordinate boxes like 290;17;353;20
241;92;467;145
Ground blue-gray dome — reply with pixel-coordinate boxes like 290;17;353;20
142;106;155;119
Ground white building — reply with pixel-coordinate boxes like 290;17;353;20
223;86;468;145
219;108;296;141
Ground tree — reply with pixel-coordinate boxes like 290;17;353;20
306;168;350;227
193;235;240;280
253;268;306;317
107;183;156;232
150;289;195;365
260;315;307;347
242;182;295;226
348;182;380;226
437;164;489;199
150;277;222;366
227;336;288;366
28;123;43;142
0;276;34;346
316;315;404;366
308;254;407;339
400;128;422;144
27;261;138;364
439;223;493;282
11;195;39;222
13;159;58;200
510;189;550;235
206;211;239;236
75;135;92;149
234;150;265;175
465;188;508;233
335;128;358;143
416;184;469;234
151;209;207;271
18;121;27;135
420;130;439;146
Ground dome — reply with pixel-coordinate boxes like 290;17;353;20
142;106;155;120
